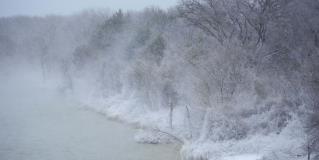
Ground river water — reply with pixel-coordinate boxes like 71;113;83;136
0;73;180;160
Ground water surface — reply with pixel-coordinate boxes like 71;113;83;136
0;74;180;160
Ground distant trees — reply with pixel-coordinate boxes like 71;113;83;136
147;35;166;65
91;9;127;49
141;7;172;30
36;22;57;81
0;35;15;57
72;45;96;70
134;28;151;47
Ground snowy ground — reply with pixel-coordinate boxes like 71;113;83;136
222;154;262;160
0;70;180;160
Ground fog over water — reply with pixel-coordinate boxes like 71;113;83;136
0;69;180;160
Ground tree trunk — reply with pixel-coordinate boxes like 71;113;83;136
199;107;213;141
308;143;311;160
185;105;193;139
169;104;173;129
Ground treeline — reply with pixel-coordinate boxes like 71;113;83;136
179;1;319;158
0;1;318;159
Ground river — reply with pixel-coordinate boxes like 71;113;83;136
0;72;180;160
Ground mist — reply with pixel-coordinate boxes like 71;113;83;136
0;1;319;160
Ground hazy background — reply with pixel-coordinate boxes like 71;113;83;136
0;0;178;17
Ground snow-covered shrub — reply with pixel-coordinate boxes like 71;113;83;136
206;113;248;141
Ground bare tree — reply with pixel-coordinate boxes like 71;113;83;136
178;0;289;46
60;59;73;92
163;82;178;129
179;0;236;44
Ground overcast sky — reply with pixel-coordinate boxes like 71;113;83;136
0;0;178;17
